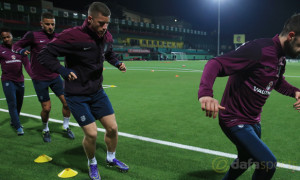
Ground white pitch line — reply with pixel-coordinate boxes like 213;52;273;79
105;67;203;73
0;86;116;101
285;75;300;78
104;67;300;77
0;93;55;101
0;108;299;171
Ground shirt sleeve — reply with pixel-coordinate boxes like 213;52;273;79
21;55;33;77
274;58;300;97
37;34;73;73
105;43;120;67
274;76;300;97
103;31;120;67
12;31;34;53
198;41;261;99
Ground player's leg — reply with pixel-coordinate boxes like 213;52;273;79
40;100;51;142
100;115;128;172
250;123;276;180
222;145;253;179
221;123;276;180
15;82;24;116
32;79;52;142
58;94;71;118
82;123;101;180
221;124;254;179
50;76;74;139
100;114;118;153
65;94;101;180
91;89;129;172
2;81;23;135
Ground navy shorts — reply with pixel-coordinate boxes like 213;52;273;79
32;76;64;102
65;89;114;126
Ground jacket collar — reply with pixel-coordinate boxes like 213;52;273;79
272;34;285;58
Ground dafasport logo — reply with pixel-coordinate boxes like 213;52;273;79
212;157;297;173
212;157;230;173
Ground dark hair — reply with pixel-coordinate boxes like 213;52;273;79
280;13;300;36
88;2;111;17
0;28;11;34
41;12;54;20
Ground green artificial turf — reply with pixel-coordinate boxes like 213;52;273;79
0;60;299;180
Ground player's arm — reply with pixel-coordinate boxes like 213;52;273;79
274;76;300;97
12;31;33;55
103;32;126;72
199;96;225;119
198;41;261;118
37;36;77;81
105;43;126;72
274;75;300;112
294;91;300;112
21;55;33;78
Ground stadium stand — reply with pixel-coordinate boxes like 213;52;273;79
0;0;216;60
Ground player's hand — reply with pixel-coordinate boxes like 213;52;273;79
294;91;300;112
58;67;77;81
24;50;30;55
118;62;126;72
68;71;77;81
20;49;30;56
199;96;225;119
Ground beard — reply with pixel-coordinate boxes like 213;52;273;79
283;39;299;58
47;29;54;34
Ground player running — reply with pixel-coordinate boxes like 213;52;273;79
12;12;74;142
37;2;129;179
198;13;300;179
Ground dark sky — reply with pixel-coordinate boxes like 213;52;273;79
52;0;300;41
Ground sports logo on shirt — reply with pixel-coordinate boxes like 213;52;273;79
266;81;273;91
2;51;6;54
40;40;45;43
83;47;91;51
253;86;271;95
11;55;16;60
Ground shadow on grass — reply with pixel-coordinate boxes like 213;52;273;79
178;170;225;180
0;117;36;134
0;118;10;126
50;142;107;172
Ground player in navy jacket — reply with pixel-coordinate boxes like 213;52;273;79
38;2;128;179
198;14;300;179
0;28;32;135
12;12;74;142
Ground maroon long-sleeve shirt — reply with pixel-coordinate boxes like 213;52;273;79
37;19;121;96
198;35;300;127
12;30;59;81
0;44;32;82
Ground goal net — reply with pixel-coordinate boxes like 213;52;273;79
171;52;188;61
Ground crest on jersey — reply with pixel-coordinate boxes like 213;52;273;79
11;55;16;60
80;115;86;122
266;81;273;91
